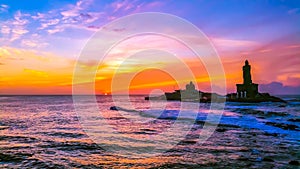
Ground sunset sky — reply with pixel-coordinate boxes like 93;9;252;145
0;0;300;95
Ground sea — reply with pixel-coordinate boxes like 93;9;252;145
0;95;299;168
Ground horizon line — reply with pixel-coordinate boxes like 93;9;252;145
0;94;298;96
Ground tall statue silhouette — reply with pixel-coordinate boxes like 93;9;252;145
236;60;258;98
243;60;252;85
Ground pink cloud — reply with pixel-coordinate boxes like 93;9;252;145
211;38;259;48
31;12;46;20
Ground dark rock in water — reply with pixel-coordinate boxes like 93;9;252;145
180;139;197;145
108;116;126;120
110;106;119;110
109;106;141;113
226;95;286;103
0;152;32;162
216;128;227;132
133;131;151;135
264;132;279;137
262;157;274;162
288;118;300;122
289;160;299;165
157;116;177;120
0;153;21;162
265;111;288;117
131;129;158;135
238;156;249;161
217;123;241;128
236;108;265;116
265;122;299;131
234;108;289;118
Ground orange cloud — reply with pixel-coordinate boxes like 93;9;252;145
0;46;75;94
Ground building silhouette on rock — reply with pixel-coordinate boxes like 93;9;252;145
236;60;258;98
227;59;285;102
146;59;285;103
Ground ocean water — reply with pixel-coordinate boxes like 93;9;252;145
0;95;299;168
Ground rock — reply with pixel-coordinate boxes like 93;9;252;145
217;123;241;128
265;111;288;117
108;117;126;120
262;157;274;162
288;118;300;122
216;128;227;132
233;109;289;118
237;109;264;116
238;156;248;161
265;122;299;131
109;106;119;110
289;160;299;165
109;106;141;113
264;132;279;137
0;152;32;162
180;139;197;145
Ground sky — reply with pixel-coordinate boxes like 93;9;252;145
0;0;300;95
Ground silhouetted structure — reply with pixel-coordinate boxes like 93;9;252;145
227;59;285;103
186;81;196;91
145;81;224;102
145;59;285;103
236;60;258;98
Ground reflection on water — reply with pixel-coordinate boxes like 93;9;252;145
0;95;299;168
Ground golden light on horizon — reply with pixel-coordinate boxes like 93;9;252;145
0;44;299;95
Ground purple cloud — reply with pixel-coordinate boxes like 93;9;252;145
259;81;300;95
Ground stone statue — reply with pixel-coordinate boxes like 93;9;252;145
236;60;258;98
243;60;252;85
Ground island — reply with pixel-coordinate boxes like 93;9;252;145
145;60;286;103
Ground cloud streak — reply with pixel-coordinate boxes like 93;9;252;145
211;38;259;51
0;4;9;13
